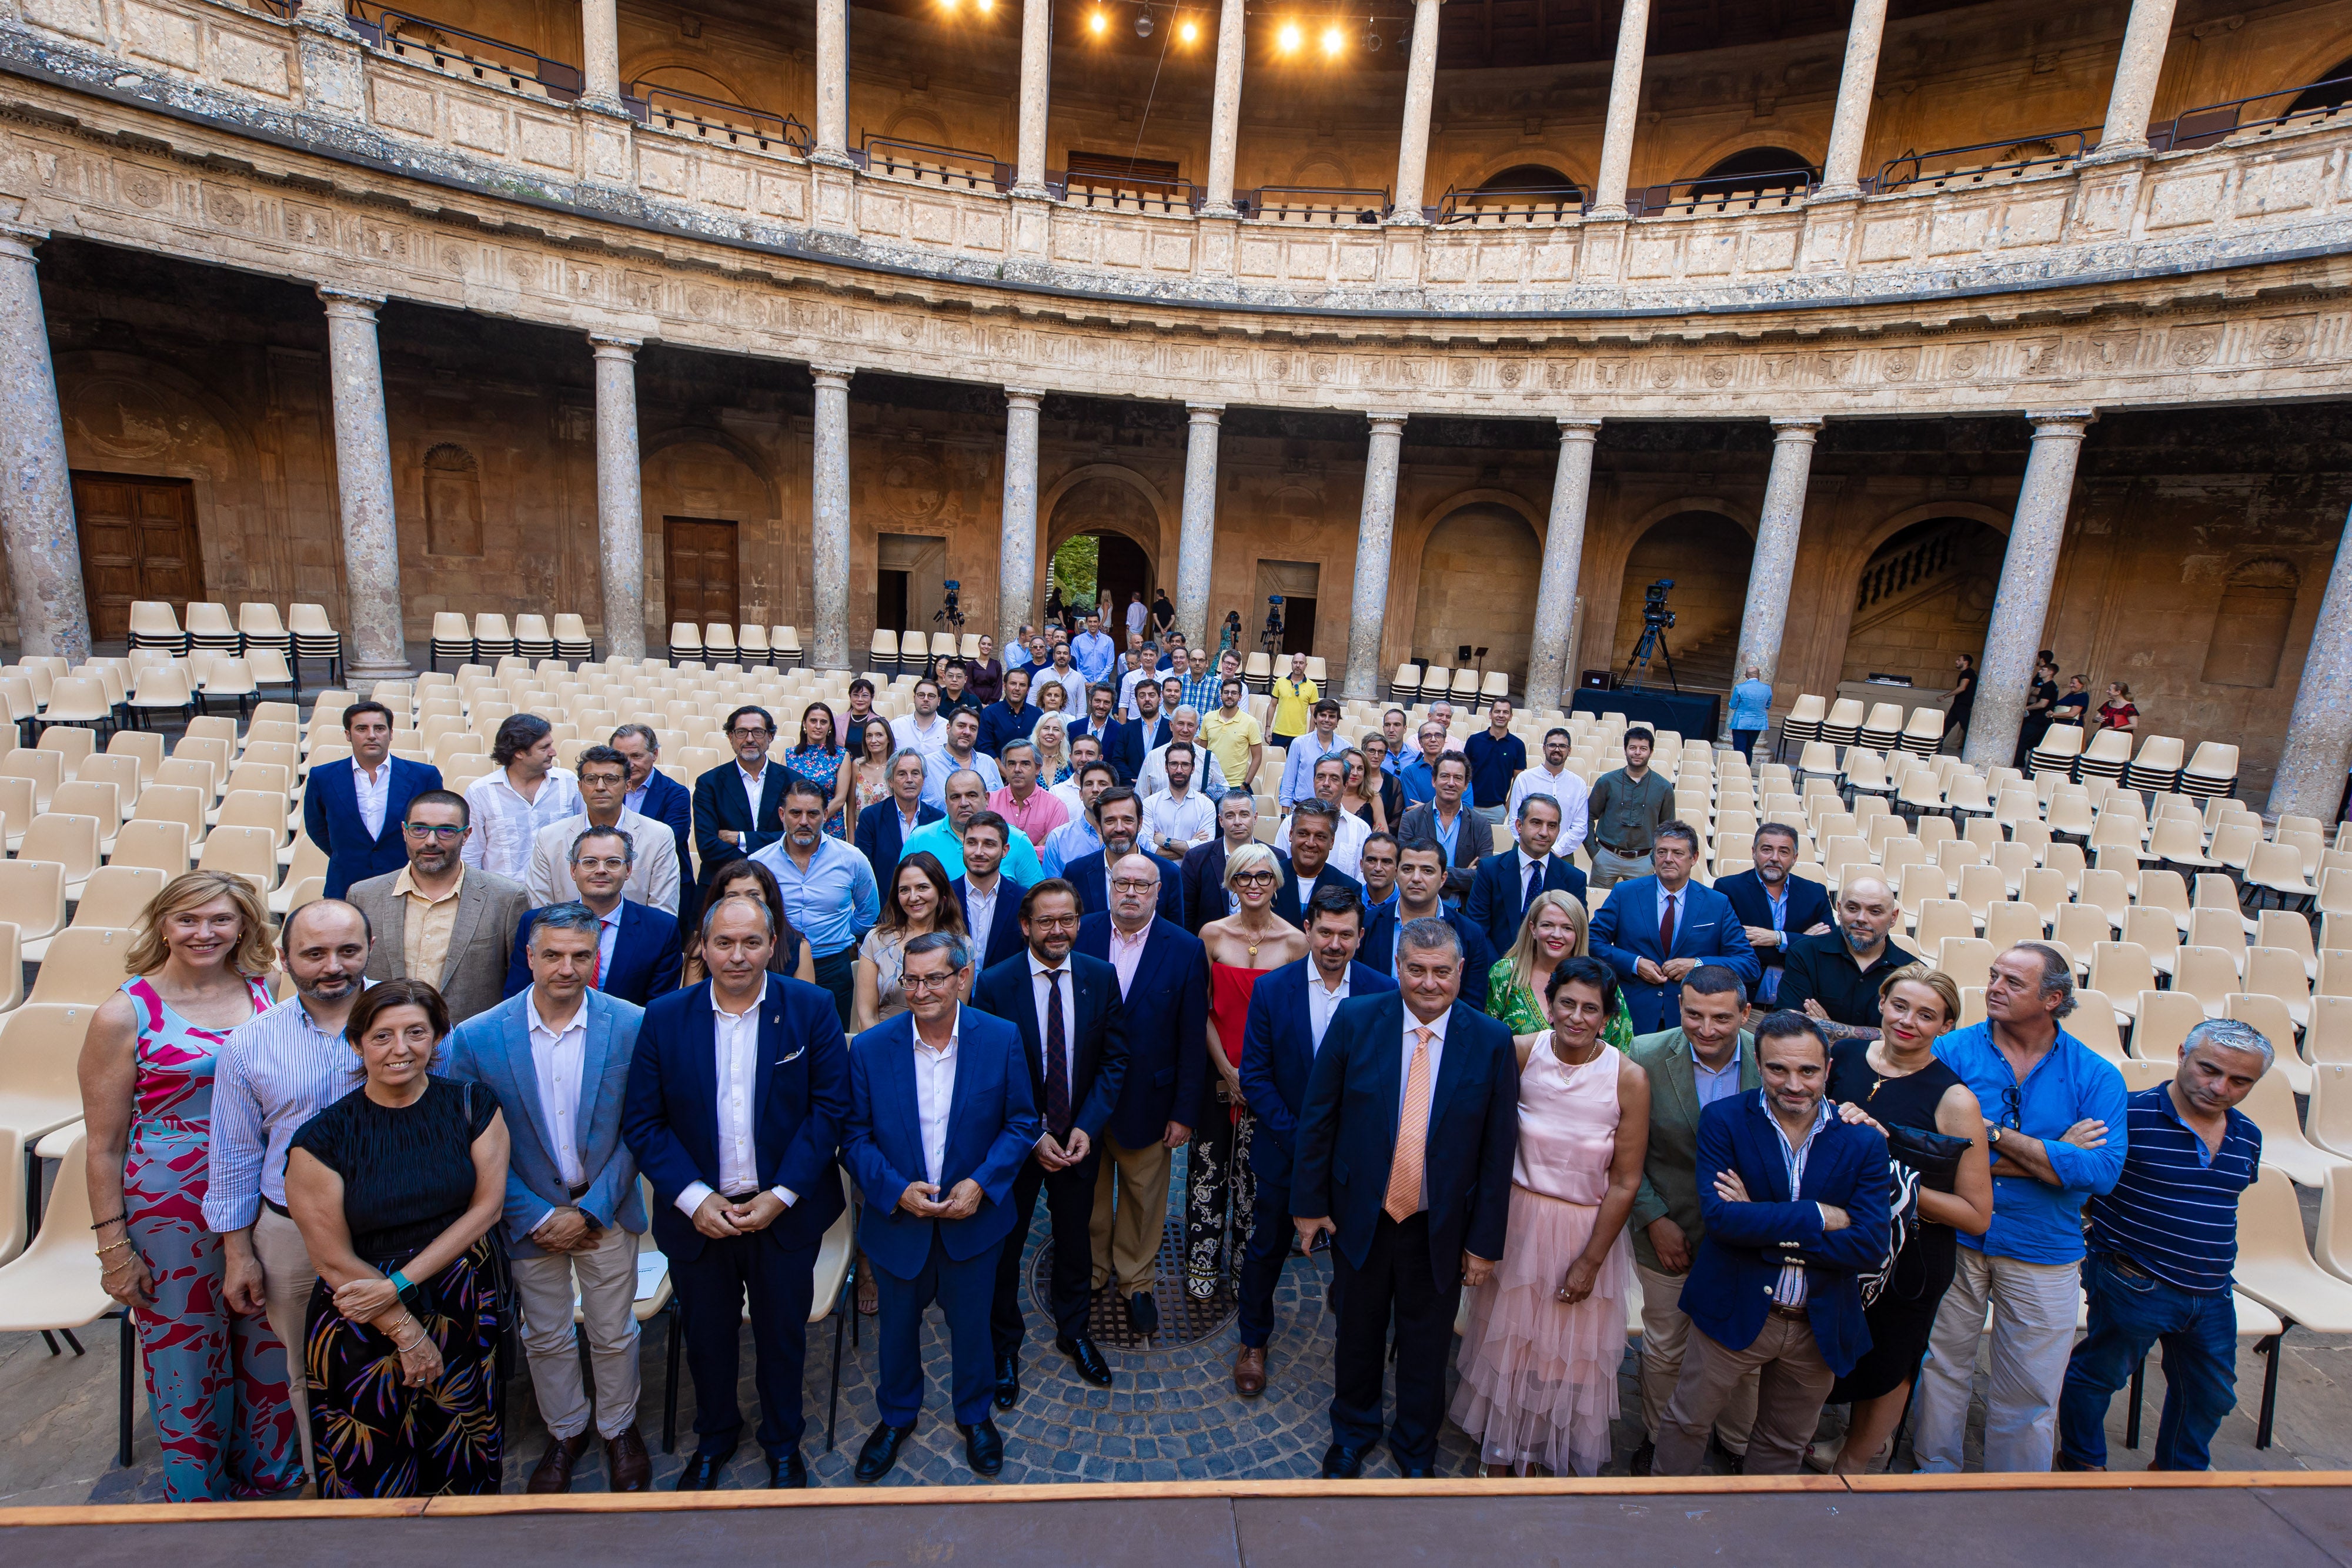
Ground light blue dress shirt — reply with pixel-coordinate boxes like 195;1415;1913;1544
750;835;880;958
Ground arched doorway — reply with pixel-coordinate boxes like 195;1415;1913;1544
1691;145;1816;199
1613;511;1753;689
1838;517;2009;688
1045;474;1161;634
1411;503;1542;693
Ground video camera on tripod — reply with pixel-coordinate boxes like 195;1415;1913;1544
933;579;966;633
1623;578;1681;691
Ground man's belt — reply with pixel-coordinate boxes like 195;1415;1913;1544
567;1180;594;1201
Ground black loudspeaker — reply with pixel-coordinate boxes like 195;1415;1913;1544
1581;670;1616;690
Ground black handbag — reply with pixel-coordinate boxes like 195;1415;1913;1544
1857;1124;1972;1308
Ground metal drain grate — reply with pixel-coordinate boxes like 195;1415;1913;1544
1030;1216;1237;1350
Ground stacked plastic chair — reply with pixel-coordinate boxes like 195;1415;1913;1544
2125;735;2185;795
236;604;293;664
289;603;344;685
185;601;242;655
2179;741;2240;801
472;614;518;662
2028;722;2083;778
127;601;190;656
1818;698;1865;751
513;614;557;662
428;613;475;672
552;613;595;662
1858;702;1904;753
1776;693;1826;762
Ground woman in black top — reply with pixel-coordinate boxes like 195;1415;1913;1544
1942;654;1976;753
1148;590;1177;640
286;979;509;1497
686;858;815;985
2014;661;2060;765
962;634;1004;706
2049;674;2090;730
1820;965;1993;1474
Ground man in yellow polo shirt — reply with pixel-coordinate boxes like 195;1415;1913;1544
1199;676;1265;795
1267;651;1318;748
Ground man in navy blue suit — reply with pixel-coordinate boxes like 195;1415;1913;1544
1588;821;1760;1033
619;897;848;1490
303;699;442;899
843;931;1039;1483
502;825;682;1005
1061;787;1185;927
972;880;1130;1401
1653;1012;1889;1475
692;705;789;870
1108;679;1170;784
1463;793;1588;959
612;723;695;882
1361;841;1494;1011
1292;916;1519;1478
855;748;945;893
1713;822;1835;1009
1233;884;1396;1396
951;811;1028;971
1277;801;1364;921
1075;852;1208;1338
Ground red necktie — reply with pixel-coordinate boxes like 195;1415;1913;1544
1659;890;1678;960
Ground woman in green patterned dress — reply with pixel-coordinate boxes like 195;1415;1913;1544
1488;891;1634;1053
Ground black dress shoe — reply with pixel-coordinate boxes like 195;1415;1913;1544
767;1450;809;1489
994;1352;1021;1410
1398;1460;1437;1479
1058;1335;1114;1386
1321;1443;1367;1479
674;1443;738;1490
1127;1290;1160;1336
855;1422;914;1483
1628;1440;1655;1477
960;1418;1005;1477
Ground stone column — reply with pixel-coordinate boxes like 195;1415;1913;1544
1523;418;1601;714
1012;0;1053;198
1586;0;1652;219
1388;0;1444;223
811;0;854;167
589;335;646;664
2092;0;2179;161
1200;0;1248;216
580;0;623;112
1813;0;1887;200
1733;418;1822;690
318;288;412;684
1963;411;2094;771
1000;387;1043;648
1174;404;1223;649
1342;415;1408;702
0;223;91;666
292;0;366;117
2269;503;2352;821
809;365;855;670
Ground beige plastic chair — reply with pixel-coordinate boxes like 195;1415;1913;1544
47;781;119;855
2246;945;2313;1030
106;730;163;785
1981;902;2044;951
2247;842;2318;910
1937;936;1996;982
2311;995;2352;1065
2259;911;2320;982
109;818;191;876
2237;1164;2352;1442
1912;900;1973;954
2173;945;2241;1020
0;1130;119;1359
2188;905;2250;972
2129;989;2203;1063
2241;1069;2345;1188
2086;943;2154;1023
0;1004;100;1146
73;753;140;820
131;784;208;852
0;861;64;947
18;813;100;899
36;727;94;773
0;748;60;813
2120;905;2180;979
68;865;165;934
198;827;281;897
2225;994;2312;1095
25;928;133;1007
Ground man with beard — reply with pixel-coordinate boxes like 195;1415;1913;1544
1776;876;1912;1039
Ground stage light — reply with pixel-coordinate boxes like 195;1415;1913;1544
975;0;993;12
1321;22;1343;54
1088;7;1107;33
1134;4;1152;35
1277;20;1301;51
1178;15;1197;41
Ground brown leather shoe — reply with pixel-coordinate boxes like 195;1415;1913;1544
606;1426;653;1492
527;1432;593;1494
1232;1345;1267;1398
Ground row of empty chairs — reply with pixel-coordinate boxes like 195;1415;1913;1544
128;601;343;686
432;613;596;668
1391;661;1508;708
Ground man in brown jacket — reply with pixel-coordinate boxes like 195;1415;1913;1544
348;788;529;1025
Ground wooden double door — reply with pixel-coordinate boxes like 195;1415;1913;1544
664;517;740;630
72;472;205;643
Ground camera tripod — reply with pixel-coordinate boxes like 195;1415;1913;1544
1622;616;1682;693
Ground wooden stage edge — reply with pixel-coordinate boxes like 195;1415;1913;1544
7;1469;2350;1527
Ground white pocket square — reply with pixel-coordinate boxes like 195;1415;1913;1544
773;1045;807;1066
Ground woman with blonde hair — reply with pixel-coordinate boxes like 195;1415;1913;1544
1488;891;1632;1054
1031;711;1074;787
78;870;300;1500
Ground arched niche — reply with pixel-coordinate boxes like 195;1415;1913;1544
1410;502;1543;691
1611;510;1755;680
1838;516;2010;688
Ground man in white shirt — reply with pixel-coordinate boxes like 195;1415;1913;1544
923;708;1003;810
1276;753;1371;880
526;744;682;913
465;712;584;880
890;676;952;763
1508;726;1590;855
1142;740;1217;861
1043;757;1115;877
1124;592;1148;640
1036;641;1088;714
1138;707;1230;798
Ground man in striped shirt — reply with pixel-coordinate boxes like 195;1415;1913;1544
2057;1019;2269;1472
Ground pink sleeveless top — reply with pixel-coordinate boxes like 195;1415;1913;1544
1511;1037;1623;1206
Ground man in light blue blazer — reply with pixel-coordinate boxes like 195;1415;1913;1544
1588;820;1761;1034
446;902;652;1493
842;931;1039;1483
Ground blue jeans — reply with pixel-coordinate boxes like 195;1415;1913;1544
1732;728;1763;761
2058;1252;2237;1471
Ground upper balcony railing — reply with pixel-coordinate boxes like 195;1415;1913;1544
1436;184;1588;226
344;1;582;103
1874;128;2094;193
1628;166;1817;218
627;81;811;158
1055;169;1204;216
2150;71;2352;153
1238;186;1391;225
856;133;1014;192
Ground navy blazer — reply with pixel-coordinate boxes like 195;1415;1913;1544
856;797;946;892
1238;957;1396;1186
1109;716;1170;785
1277;861;1362;928
1358;904;1495;1011
1290;993;1519;1281
1713;868;1836;975
844;1007;1040;1276
1588;876;1763;1032
1063;846;1185;928
975;700;1041;759
1075;912;1209;1146
1177;838;1291;936
954;875;1030;971
502;899;682;1007
619;975;850;1265
691;760;790;866
970;950;1130;1141
303;755;443;900
1462;850;1589;960
1682;1091;1890;1379
633;768;696;884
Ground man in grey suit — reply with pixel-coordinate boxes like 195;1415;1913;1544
348;788;529;1025
1624;965;1760;1475
447;903;652;1493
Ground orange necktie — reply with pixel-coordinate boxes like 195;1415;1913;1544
1385;1027;1434;1222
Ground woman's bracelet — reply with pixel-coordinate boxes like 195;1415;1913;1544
89;1212;125;1231
96;1238;133;1257
386;1268;413;1296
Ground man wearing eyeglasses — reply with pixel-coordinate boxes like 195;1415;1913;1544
691;705;790;872
348;788;530;1025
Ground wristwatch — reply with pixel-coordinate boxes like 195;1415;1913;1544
1987;1125;2005;1148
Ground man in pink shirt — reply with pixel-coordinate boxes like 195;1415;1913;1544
987;737;1068;850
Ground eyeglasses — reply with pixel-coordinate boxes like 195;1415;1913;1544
729;726;773;740
1028;915;1080;931
1232;871;1277;887
403;824;464;842
903;970;962;992
1110;878;1159;894
2000;1082;2022;1131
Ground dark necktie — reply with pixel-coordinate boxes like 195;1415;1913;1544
1524;857;1544;915
1043;968;1071;1136
1659;890;1678;961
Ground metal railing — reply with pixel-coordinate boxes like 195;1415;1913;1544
344;2;583;101
1874;129;2093;193
2150;72;2352;153
1055;170;1204;215
1436;184;1588;225
1237;185;1390;225
855;134;1013;192
627;81;810;156
1854;521;1973;615
1628;166;1816;218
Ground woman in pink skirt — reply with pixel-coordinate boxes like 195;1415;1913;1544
1449;955;1650;1477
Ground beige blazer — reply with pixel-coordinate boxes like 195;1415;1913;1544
347;865;531;1026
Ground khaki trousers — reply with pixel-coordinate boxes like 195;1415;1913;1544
1635;1260;1758;1453
1655;1313;1835;1476
1089;1136;1172;1295
510;1223;644;1441
1589;847;1653;891
252;1206;318;1482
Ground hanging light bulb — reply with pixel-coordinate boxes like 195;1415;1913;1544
1363;14;1381;50
1277;19;1301;51
1321;22;1344;55
1088;6;1108;34
1178;15;1198;41
1134;4;1153;36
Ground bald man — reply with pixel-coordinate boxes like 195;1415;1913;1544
1776;875;1912;1039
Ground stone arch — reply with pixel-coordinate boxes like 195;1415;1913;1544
2201;557;2300;688
620;54;760;109
2281;47;2352;105
1575;497;1755;682
1835;513;2012;689
637;425;783;633
1796;499;2014;690
1689;143;1820;196
1285;153;1356;189
1041;463;1172;569
1408;501;1545;691
881;106;952;146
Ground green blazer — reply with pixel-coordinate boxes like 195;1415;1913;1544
1626;1026;1759;1275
